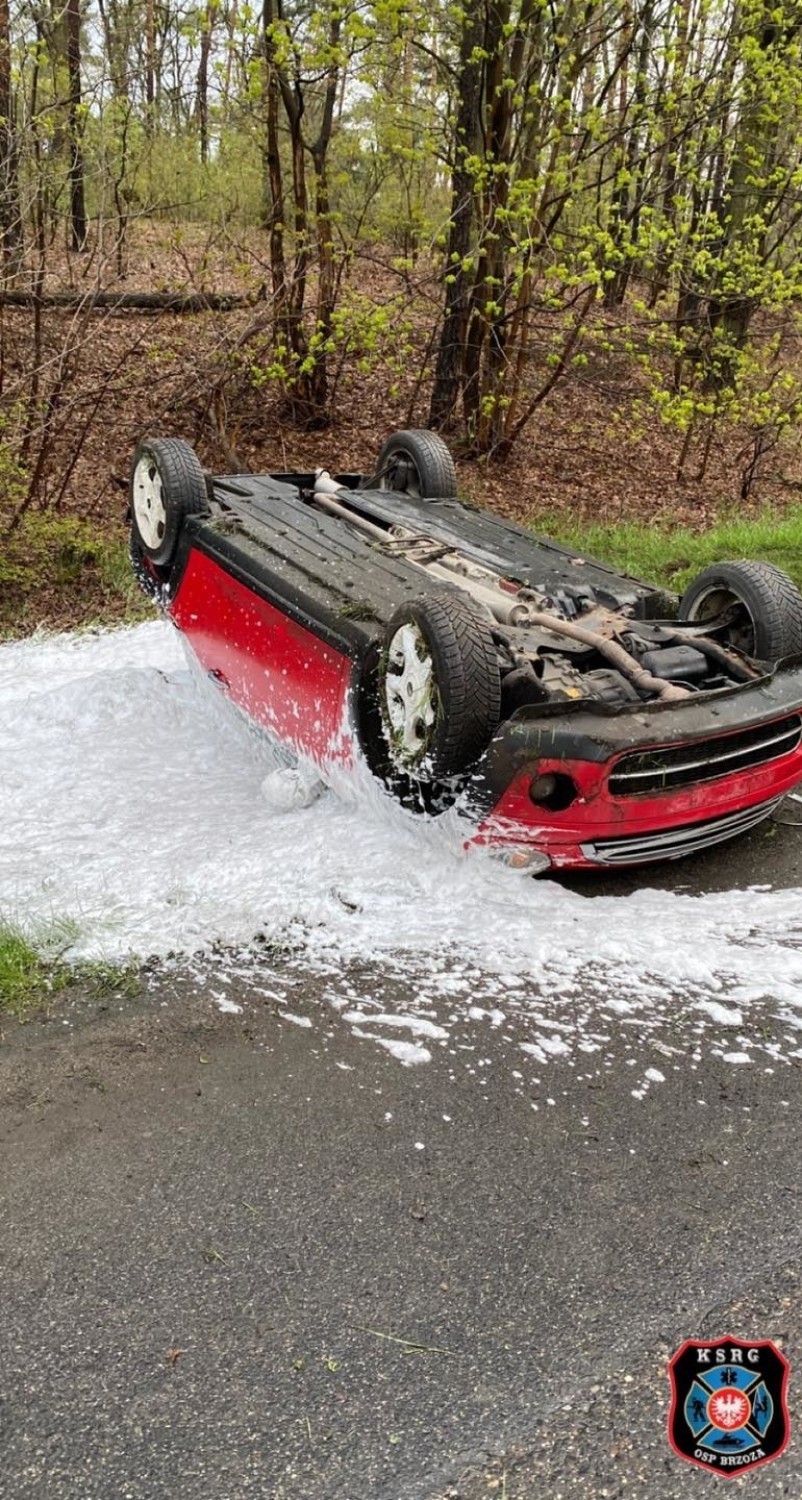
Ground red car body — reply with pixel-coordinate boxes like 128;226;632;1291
131;442;802;872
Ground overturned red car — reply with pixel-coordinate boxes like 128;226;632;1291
130;428;802;872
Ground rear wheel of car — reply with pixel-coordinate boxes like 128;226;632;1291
130;437;208;568
371;429;458;499
678;560;802;661
378;592;501;779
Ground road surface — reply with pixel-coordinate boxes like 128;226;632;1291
2;838;801;1500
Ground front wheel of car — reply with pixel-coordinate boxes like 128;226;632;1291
130;437;209;568
678;560;802;661
370;429;458;499
378;592;501;779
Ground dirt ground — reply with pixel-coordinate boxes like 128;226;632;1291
5;222;802;634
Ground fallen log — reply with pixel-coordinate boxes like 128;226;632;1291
0;288;260;313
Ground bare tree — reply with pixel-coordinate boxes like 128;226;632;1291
0;0;22;276
66;0;87;251
196;0;218;166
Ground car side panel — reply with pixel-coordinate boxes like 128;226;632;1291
169;546;355;766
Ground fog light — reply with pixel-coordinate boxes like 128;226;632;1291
528;770;577;811
489;846;552;875
529;773;557;803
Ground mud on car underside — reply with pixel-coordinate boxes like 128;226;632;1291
129;428;802;872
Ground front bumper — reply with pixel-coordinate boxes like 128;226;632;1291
469;664;802;869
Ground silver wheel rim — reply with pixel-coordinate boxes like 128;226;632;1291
384;622;437;764
132;455;168;551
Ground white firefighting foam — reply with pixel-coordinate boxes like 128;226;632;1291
2;621;802;1069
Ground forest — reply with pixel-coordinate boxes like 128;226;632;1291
2;0;802;630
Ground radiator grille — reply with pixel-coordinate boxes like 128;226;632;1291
580;798;781;866
608;714;802;797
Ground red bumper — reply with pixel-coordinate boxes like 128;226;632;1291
471;708;802;868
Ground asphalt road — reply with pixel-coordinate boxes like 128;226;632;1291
2;822;802;1500
2;809;802;1498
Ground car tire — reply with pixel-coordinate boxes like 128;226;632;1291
371;429;458;499
130;437;209;568
378;592;501;778
678;560;802;661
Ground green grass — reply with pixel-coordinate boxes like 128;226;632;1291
93;535;154;621
0;511;153;639
0;924;58;1018
529;504;802;595
0;919;139;1021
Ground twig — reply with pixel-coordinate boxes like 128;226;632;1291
354;1325;457;1356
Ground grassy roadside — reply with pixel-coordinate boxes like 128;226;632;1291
532;504;802;594
0;921;138;1023
3;491;802;639
0;515;151;640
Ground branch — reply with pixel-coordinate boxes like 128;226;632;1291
0;289;260;313
497;285;598;455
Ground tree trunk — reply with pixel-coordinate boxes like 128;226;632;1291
600;0;633;308
428;0;484;429
145;0;155;131
307;9;342;415
648;0;691;306
604;0;655;308
0;0;22;276
66;0;87;252
197;2;216;166
262;54;289;343
262;0;346;422
467;0;514;449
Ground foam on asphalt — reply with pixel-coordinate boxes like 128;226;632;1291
2;621;802;1073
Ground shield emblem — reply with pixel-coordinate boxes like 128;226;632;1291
668;1335;790;1477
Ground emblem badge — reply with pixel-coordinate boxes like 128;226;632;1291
668;1335;790;1477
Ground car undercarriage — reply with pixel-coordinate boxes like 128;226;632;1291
129;428;802;871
